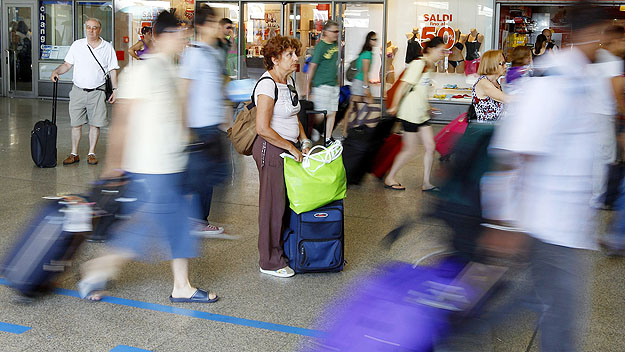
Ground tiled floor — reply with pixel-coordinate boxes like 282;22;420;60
0;97;623;351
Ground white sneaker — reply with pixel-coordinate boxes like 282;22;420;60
259;266;295;278
192;224;225;236
311;129;321;142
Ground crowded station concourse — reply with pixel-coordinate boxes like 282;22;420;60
0;1;623;351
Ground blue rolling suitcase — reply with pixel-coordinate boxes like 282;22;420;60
1;199;88;298
283;200;345;273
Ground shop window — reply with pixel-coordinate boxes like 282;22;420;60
76;1;113;43
39;1;73;60
244;3;282;80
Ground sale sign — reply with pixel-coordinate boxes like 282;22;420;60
421;13;455;50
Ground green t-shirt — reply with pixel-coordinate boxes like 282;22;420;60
355;50;373;81
311;40;339;87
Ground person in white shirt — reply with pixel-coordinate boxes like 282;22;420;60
77;11;219;304
51;18;119;166
589;25;625;208
476;4;607;351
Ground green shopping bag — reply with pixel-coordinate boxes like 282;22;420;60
283;142;347;214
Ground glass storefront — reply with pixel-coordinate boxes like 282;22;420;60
76;1;113;42
16;0;508;103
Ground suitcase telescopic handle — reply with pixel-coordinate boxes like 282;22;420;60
52;77;58;125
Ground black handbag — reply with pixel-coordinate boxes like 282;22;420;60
87;44;113;101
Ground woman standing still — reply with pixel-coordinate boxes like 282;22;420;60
254;36;311;278
385;37;447;192
128;27;152;60
472;50;510;123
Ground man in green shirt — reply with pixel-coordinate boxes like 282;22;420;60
307;20;340;145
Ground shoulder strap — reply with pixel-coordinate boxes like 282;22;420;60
251;76;279;106
87;43;108;77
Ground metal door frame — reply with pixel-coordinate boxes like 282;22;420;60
2;0;38;98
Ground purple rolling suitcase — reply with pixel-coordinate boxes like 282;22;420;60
311;257;506;351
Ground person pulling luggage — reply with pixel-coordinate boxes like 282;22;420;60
77;11;218;304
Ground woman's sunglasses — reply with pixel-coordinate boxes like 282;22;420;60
287;84;299;106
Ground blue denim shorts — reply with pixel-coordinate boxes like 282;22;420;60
109;172;199;261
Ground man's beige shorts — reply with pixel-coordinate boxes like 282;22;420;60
69;84;108;127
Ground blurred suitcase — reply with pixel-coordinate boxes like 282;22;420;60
283;200;344;273
31;79;58;168
435;112;469;160
342;125;375;185
342;115;396;184
334;86;352;126
314;257;507;351
87;176;130;242
1;199;90;298
371;133;402;179
297;100;319;138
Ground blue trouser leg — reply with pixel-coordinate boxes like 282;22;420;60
188;126;230;222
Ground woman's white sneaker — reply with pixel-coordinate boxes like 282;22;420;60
259;266;295;278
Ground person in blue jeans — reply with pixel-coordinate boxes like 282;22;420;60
179;4;231;238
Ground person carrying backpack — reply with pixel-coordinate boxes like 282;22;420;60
253;36;312;278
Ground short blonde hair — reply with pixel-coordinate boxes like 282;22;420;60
478;50;504;75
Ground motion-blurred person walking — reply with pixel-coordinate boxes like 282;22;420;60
589;25;625;209
476;3;608;351
307;20;340;145
77;11;218;304
180;4;230;238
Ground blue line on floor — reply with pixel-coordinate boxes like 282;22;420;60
0;321;31;334
0;278;323;338
110;345;152;352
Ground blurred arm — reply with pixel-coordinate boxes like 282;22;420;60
306;63;318;98
611;76;625;116
179;78;191;128
101;99;132;177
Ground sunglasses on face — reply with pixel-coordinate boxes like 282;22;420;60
371;38;378;41
327;30;340;33
287;84;299;106
225;26;233;30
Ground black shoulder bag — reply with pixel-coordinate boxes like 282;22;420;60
87;44;113;101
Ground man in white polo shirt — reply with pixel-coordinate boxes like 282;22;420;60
51;18;119;166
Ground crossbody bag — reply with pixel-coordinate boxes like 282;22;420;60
87;44;113;101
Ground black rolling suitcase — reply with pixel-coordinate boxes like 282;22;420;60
31;78;58;168
1;198;91;299
87;176;130;242
342;115;396;184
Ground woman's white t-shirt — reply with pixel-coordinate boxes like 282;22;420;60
254;72;301;142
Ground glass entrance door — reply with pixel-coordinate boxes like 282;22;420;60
3;2;36;97
336;2;385;102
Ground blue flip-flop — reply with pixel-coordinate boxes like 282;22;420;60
169;289;219;303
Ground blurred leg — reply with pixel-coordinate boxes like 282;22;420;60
385;131;419;187
531;241;589;352
419;125;436;189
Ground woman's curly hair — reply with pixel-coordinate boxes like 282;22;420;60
262;36;302;70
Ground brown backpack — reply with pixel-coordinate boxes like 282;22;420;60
227;76;278;156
